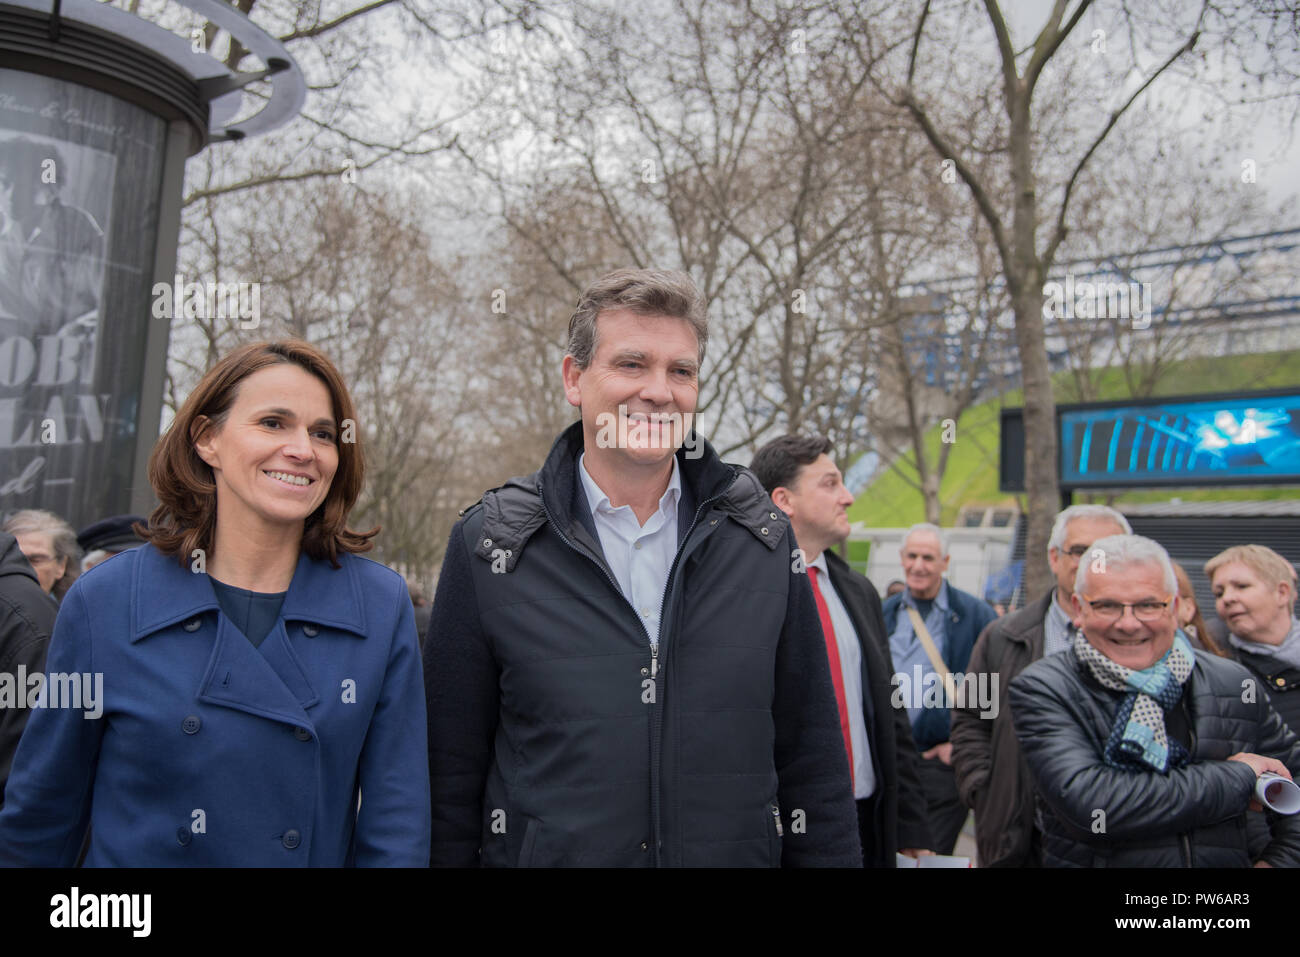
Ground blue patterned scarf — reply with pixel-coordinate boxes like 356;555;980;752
1073;631;1196;773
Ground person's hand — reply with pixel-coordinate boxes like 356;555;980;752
1227;752;1293;779
899;848;935;859
1227;753;1292;811
922;742;954;766
1253;859;1273;868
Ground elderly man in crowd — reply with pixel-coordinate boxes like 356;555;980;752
1011;534;1300;867
3;510;80;604
952;504;1129;867
883;523;997;854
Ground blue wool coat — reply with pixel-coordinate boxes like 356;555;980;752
0;543;430;866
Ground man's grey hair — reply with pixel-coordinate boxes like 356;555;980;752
565;268;708;370
1074;534;1176;597
901;522;948;555
3;508;80;565
1047;504;1131;561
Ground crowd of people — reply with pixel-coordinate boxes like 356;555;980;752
0;267;1296;867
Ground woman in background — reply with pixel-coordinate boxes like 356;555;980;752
1171;562;1229;657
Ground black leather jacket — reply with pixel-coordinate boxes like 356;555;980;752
1010;648;1300;867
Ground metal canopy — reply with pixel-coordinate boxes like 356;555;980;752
0;0;306;150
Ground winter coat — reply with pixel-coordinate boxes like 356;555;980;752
823;550;934;861
424;422;862;867
0;543;430;866
1010;647;1300;867
0;532;57;805
950;589;1053;867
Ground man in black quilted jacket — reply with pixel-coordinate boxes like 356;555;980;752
0;531;57;807
1010;534;1300;867
424;268;861;867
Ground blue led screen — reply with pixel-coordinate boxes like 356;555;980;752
1059;393;1300;488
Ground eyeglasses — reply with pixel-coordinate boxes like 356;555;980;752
1080;595;1173;621
1061;545;1091;559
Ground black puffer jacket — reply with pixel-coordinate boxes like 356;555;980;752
1010;648;1300;867
1231;634;1300;737
0;532;57;805
425;423;861;867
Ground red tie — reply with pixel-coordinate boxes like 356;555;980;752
808;566;854;789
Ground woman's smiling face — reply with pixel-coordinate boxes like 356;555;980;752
194;363;339;538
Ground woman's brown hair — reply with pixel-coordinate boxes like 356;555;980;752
140;340;376;566
1172;561;1229;657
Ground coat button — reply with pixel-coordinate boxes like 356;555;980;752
293;726;312;741
760;527;769;535
182;715;201;734
282;829;301;849
641;667;649;676
176;826;192;846
303;624;319;637
182;617;202;632
483;538;492;548
640;841;649;851
769;511;778;520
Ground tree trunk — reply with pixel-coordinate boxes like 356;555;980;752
1008;86;1059;600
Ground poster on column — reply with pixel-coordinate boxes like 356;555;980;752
0;68;166;529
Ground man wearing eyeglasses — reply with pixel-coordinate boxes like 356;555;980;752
952;505;1129;867
1008;534;1300;867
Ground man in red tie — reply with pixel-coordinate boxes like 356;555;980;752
752;435;935;866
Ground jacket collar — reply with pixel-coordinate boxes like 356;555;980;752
476;421;785;569
901;579;951;614
130;544;368;642
1002;589;1057;650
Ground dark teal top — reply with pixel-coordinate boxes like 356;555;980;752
209;578;287;648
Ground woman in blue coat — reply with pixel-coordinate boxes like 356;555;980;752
0;340;430;865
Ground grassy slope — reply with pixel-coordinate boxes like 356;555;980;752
847;350;1300;527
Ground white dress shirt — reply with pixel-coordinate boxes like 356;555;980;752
577;453;681;646
809;552;876;800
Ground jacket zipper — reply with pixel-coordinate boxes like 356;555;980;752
537;473;736;867
535;478;733;865
647;484;733;865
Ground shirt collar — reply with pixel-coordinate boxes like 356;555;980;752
809;551;830;575
577;451;681;519
902;578;949;612
1049;590;1075;628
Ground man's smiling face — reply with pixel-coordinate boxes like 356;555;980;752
1073;562;1177;672
563;307;699;476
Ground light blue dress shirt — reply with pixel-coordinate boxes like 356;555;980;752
1043;590;1077;657
577;453;681;646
